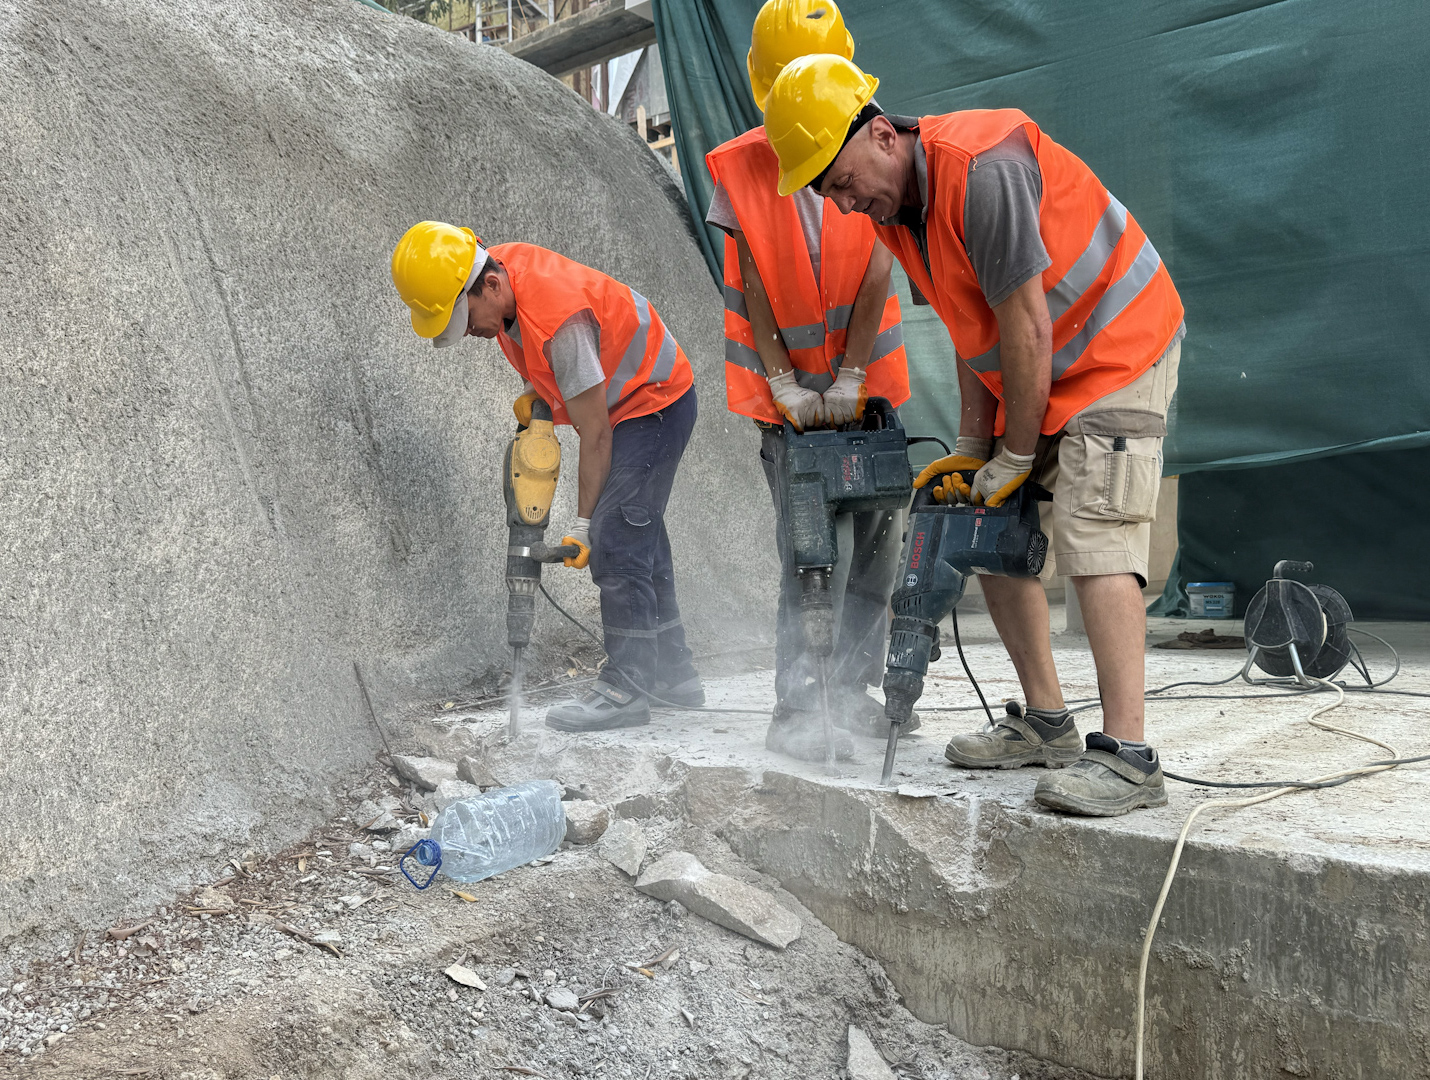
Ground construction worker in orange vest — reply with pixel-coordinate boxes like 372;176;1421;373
705;0;912;763
391;224;702;732
764;56;1186;815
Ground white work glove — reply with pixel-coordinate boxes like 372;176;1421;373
821;366;868;427
561;516;591;569
968;447;1036;507
768;370;826;433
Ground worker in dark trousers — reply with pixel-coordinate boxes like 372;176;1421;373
391;223;702;731
704;0;913;763
764;57;1185;815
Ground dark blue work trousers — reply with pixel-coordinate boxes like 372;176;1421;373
588;387;698;694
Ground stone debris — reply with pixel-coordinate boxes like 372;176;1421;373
190;887;236;913
635;852;801;950
847;1025;897;1080
598;819;647;877
544;986;580;1013
443;964;486;990
354;799;399;833
390;755;459;792
563;800;611;845
432;779;483;812
456;753;500;789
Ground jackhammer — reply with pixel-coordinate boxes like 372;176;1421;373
771;397;913;770
504;398;578;736
879;481;1051;784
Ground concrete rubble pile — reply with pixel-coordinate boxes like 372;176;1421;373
0;0;773;962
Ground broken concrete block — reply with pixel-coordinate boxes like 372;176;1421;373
390;755;458;792
432;779;483;812
635;852;801;950
599;819;647;877
544;986;580;1012
456;754;500;789
614;793;658;820
564;800;611;845
846;1026;896;1080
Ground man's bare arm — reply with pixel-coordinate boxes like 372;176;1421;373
733;230;792;377
990;275;1052;455
564;382;612;519
841;241;893;370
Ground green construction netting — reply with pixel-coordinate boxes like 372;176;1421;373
652;0;1430;617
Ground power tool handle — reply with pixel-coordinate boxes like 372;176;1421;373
528;541;581;563
1273;560;1314;578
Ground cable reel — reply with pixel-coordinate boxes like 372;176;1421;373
1241;560;1354;685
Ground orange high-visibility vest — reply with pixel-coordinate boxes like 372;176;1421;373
706;128;908;423
490;243;694;427
873;110;1184;435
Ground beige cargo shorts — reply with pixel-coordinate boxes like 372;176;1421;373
996;339;1180;585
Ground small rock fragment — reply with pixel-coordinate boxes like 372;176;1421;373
492;968;516;987
544;986;580;1012
432;779;483;812
310;929;342;946
348;842;374;859
664;900;687;919
356;799;399;833
444;964;486;990
564;801;611;845
598;819;647;876
614;794;657;819
635;852;801;950
457;754;501;789
390;755;459;792
846;1025;897;1080
192;887;236;913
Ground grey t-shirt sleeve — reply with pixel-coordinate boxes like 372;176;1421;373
543;309;604;403
706;181;740;235
963;128;1052;308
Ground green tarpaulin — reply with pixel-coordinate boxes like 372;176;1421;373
652;0;1430;616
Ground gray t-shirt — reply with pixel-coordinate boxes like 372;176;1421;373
503;312;604;403
897;126;1051;309
706;181;825;283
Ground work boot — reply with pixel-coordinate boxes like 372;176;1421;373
765;706;854;762
943;701;1082;770
650;671;705;708
544;681;651;732
832;687;921;739
1033;733;1168;816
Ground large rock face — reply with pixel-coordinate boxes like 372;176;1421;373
0;0;773;961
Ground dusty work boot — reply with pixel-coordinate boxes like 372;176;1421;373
765;705;854;762
944;701;1082;770
650;671;705;708
1034;732;1168;816
832;687;921;739
544;681;651;732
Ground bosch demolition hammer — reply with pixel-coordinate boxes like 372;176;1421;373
878;479;1052;784
770;397;914;770
504;398;578;736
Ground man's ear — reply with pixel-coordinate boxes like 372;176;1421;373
868;115;898;154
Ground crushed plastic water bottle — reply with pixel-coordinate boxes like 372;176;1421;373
425;779;566;884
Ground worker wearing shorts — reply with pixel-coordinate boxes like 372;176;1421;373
762;56;1186;816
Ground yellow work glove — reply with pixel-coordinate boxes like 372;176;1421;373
768;370;826;433
969;447;1036;507
513;383;540;427
822;367;868;427
912;437;992;504
561;517;591;569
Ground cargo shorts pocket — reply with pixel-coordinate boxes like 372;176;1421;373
1074;433;1162;523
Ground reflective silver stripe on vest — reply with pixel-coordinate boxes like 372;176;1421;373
723;283;748;321
1046;195;1128;325
964;342;1001;373
779;321;825;351
793;368;833;394
608;290;653;409
725;337;764;373
1051;237;1162;379
870;323;904;361
650;325;679;383
824;303;854;332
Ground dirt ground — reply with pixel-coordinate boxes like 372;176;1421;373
0;753;1105;1080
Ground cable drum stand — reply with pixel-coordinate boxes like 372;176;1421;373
1240;560;1354;687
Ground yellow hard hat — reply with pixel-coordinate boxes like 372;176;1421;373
764;53;879;196
390;221;487;341
747;0;854;113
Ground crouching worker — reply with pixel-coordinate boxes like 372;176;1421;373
391;223;702;731
704;0;911;763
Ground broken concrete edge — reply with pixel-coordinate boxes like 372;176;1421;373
847;1025;898;1080
598;819;647;877
390;755;459;792
635;851;801;950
